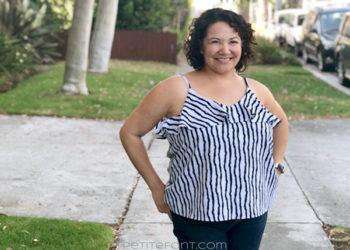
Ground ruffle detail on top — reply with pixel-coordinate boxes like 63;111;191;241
154;89;229;139
154;87;280;139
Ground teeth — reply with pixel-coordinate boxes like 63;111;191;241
217;58;231;62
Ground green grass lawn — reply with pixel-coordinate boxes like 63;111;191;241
0;60;349;120
0;60;176;120
246;65;350;120
0;215;114;250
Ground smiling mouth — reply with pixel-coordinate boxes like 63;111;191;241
215;57;233;62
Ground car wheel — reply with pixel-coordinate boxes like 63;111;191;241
302;48;310;63
317;51;326;71
338;59;347;85
293;42;300;57
294;45;299;57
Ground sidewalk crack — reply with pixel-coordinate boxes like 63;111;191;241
285;157;325;226
109;136;155;250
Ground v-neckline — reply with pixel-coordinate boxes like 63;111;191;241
188;86;249;108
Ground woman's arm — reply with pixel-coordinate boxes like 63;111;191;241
270;101;288;170
247;78;289;177
119;76;187;216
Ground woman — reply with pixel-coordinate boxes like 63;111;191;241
120;8;288;250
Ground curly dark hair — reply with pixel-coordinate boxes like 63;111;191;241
184;8;256;73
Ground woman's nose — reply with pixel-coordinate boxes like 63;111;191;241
220;43;230;54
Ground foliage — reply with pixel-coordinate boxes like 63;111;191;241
170;0;192;53
30;0;74;30
117;0;175;31
252;36;300;66
253;36;283;64
0;31;37;92
0;215;114;249
0;31;35;73
0;0;61;62
220;0;249;9
116;0;191;54
324;224;350;250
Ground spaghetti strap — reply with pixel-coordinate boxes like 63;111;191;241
243;77;249;87
179;74;191;89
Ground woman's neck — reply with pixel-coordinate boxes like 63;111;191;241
200;67;241;85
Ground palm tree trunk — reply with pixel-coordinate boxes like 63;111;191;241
61;0;94;95
88;0;119;73
257;0;268;29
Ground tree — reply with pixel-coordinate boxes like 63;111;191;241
257;0;268;29
88;0;119;73
116;0;175;31
61;0;94;95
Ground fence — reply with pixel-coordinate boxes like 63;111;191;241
59;30;177;64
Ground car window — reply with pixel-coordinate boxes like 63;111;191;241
278;13;292;25
343;17;350;37
298;15;306;26
278;15;287;24
319;12;345;33
289;14;295;26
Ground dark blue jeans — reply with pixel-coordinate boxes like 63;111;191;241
171;212;268;250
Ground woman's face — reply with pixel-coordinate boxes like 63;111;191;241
201;21;242;74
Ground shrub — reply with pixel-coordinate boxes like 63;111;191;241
252;36;300;66
0;32;35;72
0;31;37;92
30;0;74;31
0;0;61;63
283;53;301;66
253;36;283;64
0;0;61;92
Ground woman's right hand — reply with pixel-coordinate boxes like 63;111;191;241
151;184;172;221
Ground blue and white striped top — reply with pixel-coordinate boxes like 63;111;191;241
154;75;280;222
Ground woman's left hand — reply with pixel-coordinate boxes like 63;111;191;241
151;184;172;221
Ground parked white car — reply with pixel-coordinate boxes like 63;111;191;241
273;9;295;45
284;9;308;56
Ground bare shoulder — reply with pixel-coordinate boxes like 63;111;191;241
155;74;188;97
148;74;189;117
245;77;288;121
245;77;274;106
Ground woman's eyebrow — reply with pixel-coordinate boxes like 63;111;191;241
208;36;240;40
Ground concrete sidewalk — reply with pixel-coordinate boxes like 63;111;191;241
1;115;349;250
0;115;149;224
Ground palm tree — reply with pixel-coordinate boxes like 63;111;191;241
61;0;94;95
257;0;268;29
88;0;119;73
